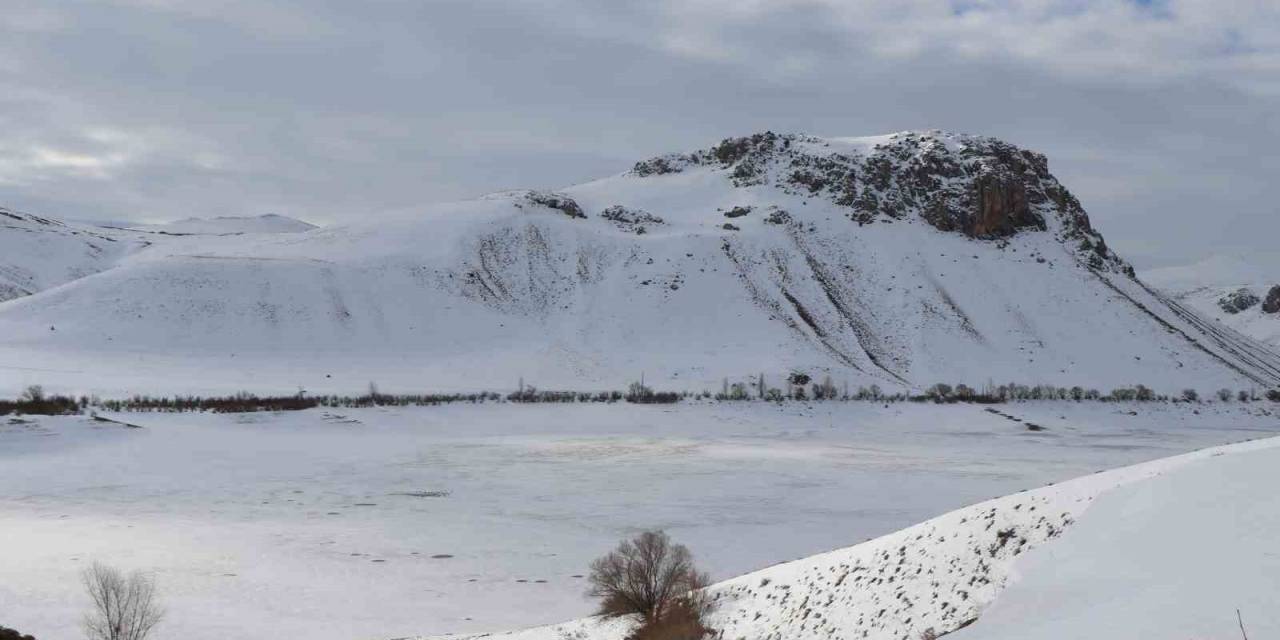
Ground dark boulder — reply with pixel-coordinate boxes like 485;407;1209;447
1263;285;1280;314
1218;288;1261;314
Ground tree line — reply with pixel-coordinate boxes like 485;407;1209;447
4;377;1279;416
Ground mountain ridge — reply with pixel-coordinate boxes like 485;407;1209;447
0;130;1277;395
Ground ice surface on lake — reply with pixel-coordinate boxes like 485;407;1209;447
1;401;1276;639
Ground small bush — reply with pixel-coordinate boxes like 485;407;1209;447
0;626;36;640
626;597;712;640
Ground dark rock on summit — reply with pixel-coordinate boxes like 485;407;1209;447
628;130;1122;272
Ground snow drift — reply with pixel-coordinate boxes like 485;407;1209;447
2;131;1278;394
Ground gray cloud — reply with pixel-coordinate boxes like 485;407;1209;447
0;0;1277;269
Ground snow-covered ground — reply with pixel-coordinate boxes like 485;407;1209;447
2;401;1278;639
1145;254;1280;346
413;409;1280;640
950;438;1280;640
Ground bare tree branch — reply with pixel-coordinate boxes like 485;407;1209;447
81;562;164;640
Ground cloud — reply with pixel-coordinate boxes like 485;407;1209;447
0;0;1275;268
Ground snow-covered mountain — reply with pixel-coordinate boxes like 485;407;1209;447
126;213;317;235
2;131;1278;395
1145;255;1280;347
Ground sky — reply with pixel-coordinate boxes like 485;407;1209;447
0;0;1277;270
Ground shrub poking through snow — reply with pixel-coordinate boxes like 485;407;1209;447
0;627;36;640
588;530;713;639
0;385;82;416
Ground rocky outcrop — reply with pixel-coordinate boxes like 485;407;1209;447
1218;288;1261;314
502;190;586;219
628;131;1124;272
1263;285;1280;314
600;205;664;234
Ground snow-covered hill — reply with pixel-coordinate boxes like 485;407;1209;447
0;206;144;303
2;131;1278;395
1146;255;1280;347
418;433;1280;640
126;213;317;235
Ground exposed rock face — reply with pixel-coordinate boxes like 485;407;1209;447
1218;288;1261;314
1263;285;1280;314
600;205;664;234
629;131;1125;272
973;174;1036;237
508;190;586;219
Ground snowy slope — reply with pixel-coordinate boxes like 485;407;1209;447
126;213;317;235
1146;256;1280;347
418;433;1280;640
0;206;144;303
949;440;1280;640
2;131;1279;395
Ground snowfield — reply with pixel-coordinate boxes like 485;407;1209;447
1;401;1278;640
414;409;1280;640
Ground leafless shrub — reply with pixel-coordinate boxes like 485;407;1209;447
0;626;36;640
81;562;164;640
588;530;713;639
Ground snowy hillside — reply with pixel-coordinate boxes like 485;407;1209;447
0;206;144;303
126;213;317;235
1146;256;1280;347
419;433;1280;640
2;131;1279;395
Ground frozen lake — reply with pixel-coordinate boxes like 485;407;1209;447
2;401;1277;639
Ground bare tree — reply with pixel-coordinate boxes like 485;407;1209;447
588;530;711;630
81;562;164;640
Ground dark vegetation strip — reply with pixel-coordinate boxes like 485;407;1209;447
3;379;1279;416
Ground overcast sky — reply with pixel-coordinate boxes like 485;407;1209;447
1;0;1277;269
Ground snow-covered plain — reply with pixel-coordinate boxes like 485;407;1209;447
2;401;1278;639
411;409;1280;640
